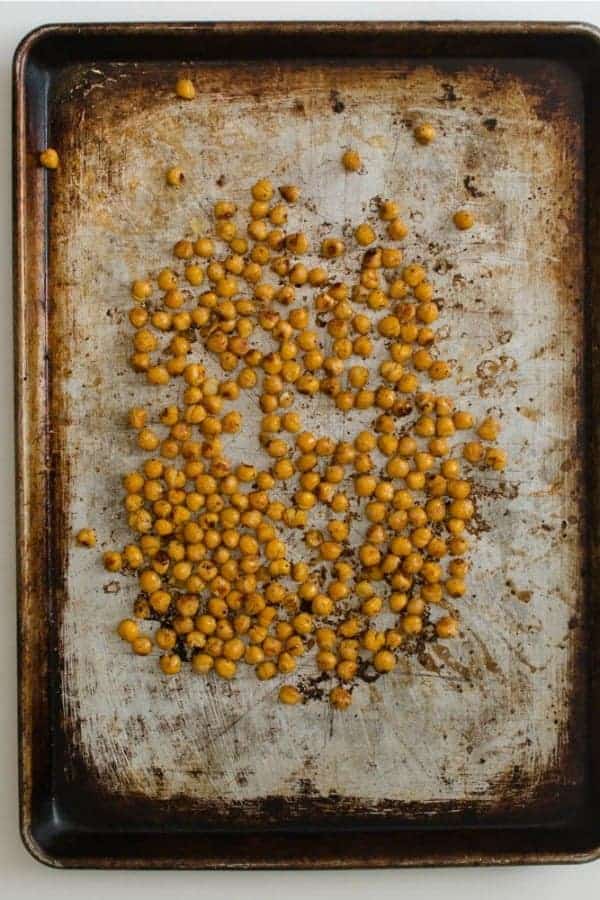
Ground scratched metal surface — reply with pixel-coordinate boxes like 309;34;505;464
51;58;584;818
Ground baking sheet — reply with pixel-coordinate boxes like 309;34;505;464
49;57;584;821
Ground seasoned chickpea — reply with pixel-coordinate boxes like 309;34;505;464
355;223;376;246
463;440;485;463
387;219;409;240
453;210;475;230
176;77;196;99
117;619;139;642
76;528;96;547
414;123;436;144
342;149;361;171
160;653;182;676
132;636;153;656
330;686;352;710
436;616;459;638
279;685;302;705
40;147;60;169
373;649;396;673
166;166;184;186
477;416;501;441
279;184;300;203
485;447;507;470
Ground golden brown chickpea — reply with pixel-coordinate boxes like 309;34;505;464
387;219;409;241
477;416;501;441
132;636;153;656
159;653;181;676
176;77;196;99
76;528;96;548
453;210;475;230
321;237;345;259
436;616;459;638
373;649;396;673
402;615;423;636
342;149;361;171
117;619;139;642
279;684;302;705
166;166;184;187
40;147;60;169
330;686;352;710
463;441;485;463
103;551;122;572
355;223;376;246
452;410;472;430
279;184;300;203
485;447;507;470
414;123;436;144
192;653;214;674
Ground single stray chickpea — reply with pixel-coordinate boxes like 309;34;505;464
414;123;436;145
453;210;475;230
166;166;184;186
39;148;59;169
175;77;196;99
76;528;96;548
342;149;361;172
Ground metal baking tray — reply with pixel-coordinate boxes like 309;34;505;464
13;21;600;868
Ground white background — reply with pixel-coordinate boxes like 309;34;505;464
2;0;600;896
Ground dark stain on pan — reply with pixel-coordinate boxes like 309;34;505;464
329;89;345;113
14;21;598;868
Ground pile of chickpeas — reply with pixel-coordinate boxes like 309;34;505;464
92;83;506;710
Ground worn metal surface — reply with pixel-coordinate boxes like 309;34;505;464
14;22;600;867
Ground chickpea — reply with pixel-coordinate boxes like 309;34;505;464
256;660;278;680
414;122;436;144
117;619;139;642
486;447;507;470
159;653;181;676
251;178;274;201
279;184;300;202
166;166;184;186
453;410;473;430
279;685;302;705
321;238;345;259
436;616;459;638
39;147;59;169
445;578;466;598
176;77;196;99
76;528;96;548
342;149;361;171
132;636;153;656
463;440;485;463
477;416;501;441
387;219;409;240
337;659;358;681
402;615;423;635
327;686;350;710
453;210;475;230
192;653;214;674
355;223;376;246
373;649;396;673
103;551;122;572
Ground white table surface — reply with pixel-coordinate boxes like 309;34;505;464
2;0;600;895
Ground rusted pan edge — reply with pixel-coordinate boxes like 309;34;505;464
13;26;59;868
13;20;600;869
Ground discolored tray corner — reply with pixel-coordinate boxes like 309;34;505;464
13;21;600;868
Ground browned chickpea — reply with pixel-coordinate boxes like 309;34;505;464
414;123;436;145
453;210;475;230
342;149;361;171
